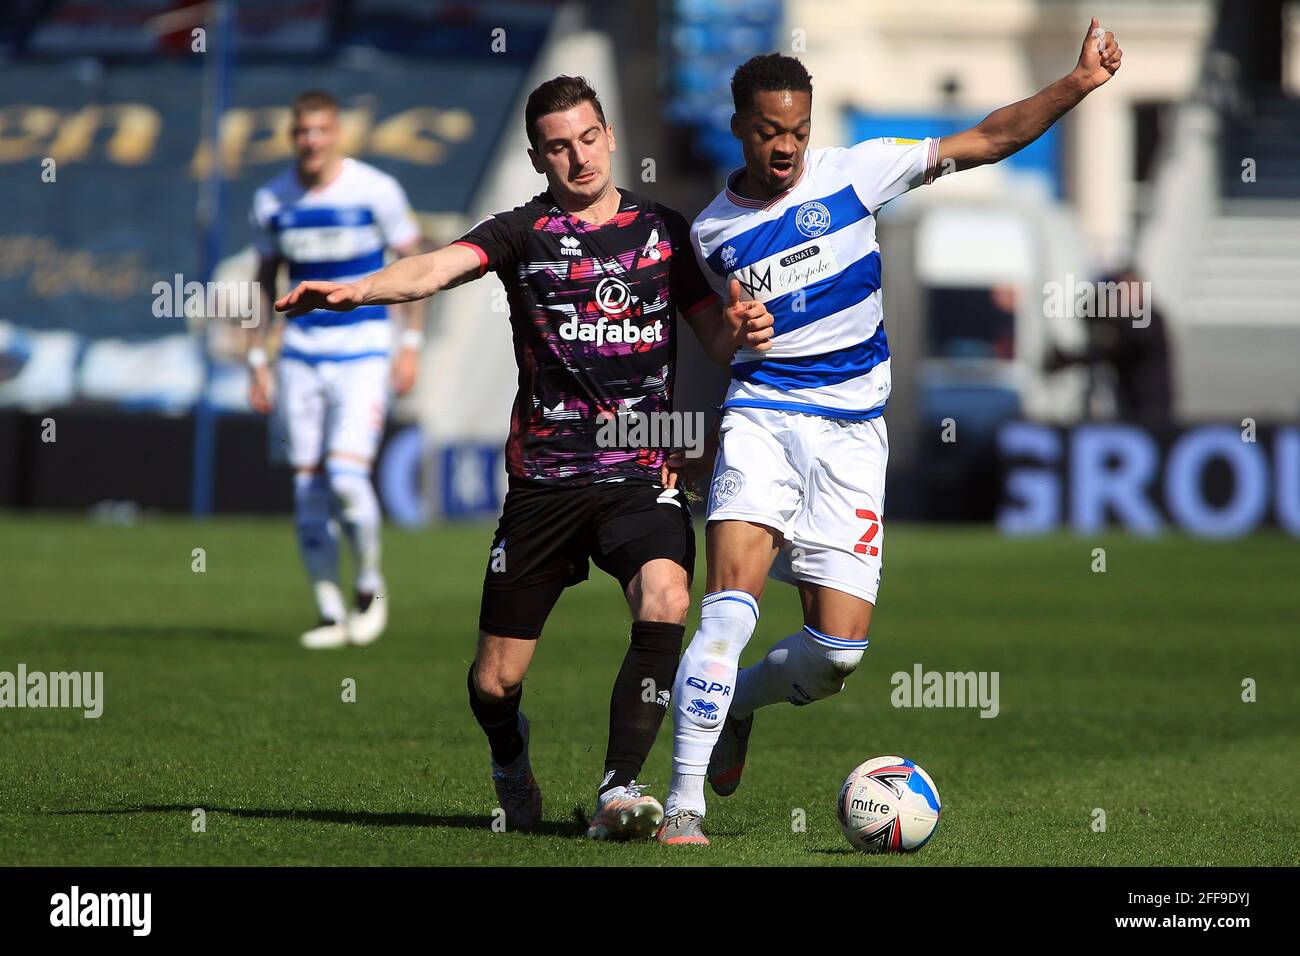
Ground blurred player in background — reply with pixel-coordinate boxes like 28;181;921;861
276;76;771;840
246;90;424;650
659;18;1123;844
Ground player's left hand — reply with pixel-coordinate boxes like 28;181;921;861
391;346;419;396
1075;16;1122;90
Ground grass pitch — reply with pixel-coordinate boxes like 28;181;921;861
0;513;1296;866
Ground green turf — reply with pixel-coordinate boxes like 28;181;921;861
0;513;1296;866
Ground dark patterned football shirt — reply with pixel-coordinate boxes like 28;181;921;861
454;188;717;485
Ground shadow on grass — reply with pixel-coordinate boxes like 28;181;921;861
49;804;584;838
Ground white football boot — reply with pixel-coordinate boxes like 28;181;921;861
300;619;349;650
348;589;387;646
586;781;664;841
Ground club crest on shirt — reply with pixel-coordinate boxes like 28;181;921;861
594;276;633;315
710;468;745;510
795;200;832;238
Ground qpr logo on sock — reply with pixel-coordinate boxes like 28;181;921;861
795;200;831;238
686;676;731;696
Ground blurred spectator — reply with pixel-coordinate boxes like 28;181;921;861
1045;267;1174;425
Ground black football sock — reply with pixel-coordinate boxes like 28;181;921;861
600;621;685;795
467;663;524;767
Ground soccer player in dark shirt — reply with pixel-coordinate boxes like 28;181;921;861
276;76;772;840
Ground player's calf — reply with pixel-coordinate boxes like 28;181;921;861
601;620;683;795
665;589;760;821
467;659;541;831
293;469;350;648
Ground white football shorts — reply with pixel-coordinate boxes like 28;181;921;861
271;355;389;469
706;403;888;605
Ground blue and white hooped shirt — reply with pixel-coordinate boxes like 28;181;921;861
691;138;939;420
252;158;419;363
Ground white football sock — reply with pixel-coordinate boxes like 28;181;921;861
732;626;868;719
666;770;706;818
294;471;345;623
666;590;760;815
328;465;383;596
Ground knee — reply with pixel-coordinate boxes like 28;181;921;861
638;583;691;625
326;459;373;503
472;659;523;702
797;632;866;700
823;647;864;680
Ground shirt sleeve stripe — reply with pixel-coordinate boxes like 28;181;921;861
924;137;941;186
683;291;720;317
452;240;489;276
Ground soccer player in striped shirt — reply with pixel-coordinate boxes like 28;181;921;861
246;90;424;650
659;19;1123;844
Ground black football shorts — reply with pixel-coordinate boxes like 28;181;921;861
478;477;695;639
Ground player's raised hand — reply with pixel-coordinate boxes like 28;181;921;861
275;280;365;318
1075;16;1122;90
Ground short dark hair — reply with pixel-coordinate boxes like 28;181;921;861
731;53;813;113
291;89;338;116
524;75;607;148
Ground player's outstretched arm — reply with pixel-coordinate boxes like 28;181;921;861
686;277;775;368
274;242;483;318
938;17;1122;173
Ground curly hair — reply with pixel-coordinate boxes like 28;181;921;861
731;53;813;113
